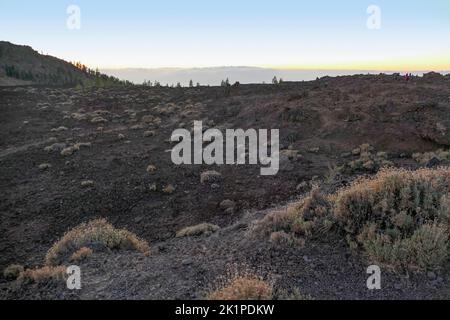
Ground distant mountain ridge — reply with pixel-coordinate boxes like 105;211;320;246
102;66;449;87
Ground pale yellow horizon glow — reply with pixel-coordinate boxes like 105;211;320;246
88;51;450;71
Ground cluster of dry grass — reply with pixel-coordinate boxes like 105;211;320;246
70;247;93;262
412;149;450;164
200;170;222;184
176;223;220;238
45;218;150;265
207;267;273;300
3;264;24;280
250;187;333;246
343;143;393;173
207;276;273;300
3;219;150;284
252;167;450;271
18;266;67;283
3;264;65;284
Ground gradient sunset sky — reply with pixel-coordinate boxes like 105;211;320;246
1;0;449;71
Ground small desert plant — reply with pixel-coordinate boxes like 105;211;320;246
324;162;340;184
162;184;175;194
357;222;448;270
18;266;66;283
45;219;150;265
250;187;333;243
91;116;107;124
3;264;24;280
70;247;93;262
342;144;393;173
61;146;76;156
412;149;450;165
200;170;222;184
207;275;273;300
406;223;448;269
176;223;220;238
250;207;297;237
81;180;94;187
146;165;157;174
276;287;312;300
38;163;52;171
74;142;91;150
270;231;305;247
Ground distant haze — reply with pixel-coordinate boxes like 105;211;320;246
100;67;443;86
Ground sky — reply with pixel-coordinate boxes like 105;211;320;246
1;0;449;71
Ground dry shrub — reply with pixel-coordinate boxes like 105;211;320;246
276;288;311;300
146;165;157;174
413;149;450;164
70;247;93;262
407;223;448;270
250;207;297;237
333;167;450;270
74;142;91;149
333;167;450;234
208;277;272;300
141;115;161;125
3;264;24;280
45;219;150;266
358;223;448;270
270;231;305;247
176;223;220;238
61;146;76;156
51;126;68;132
162;184;175;194
71;112;88;121
19;266;66;283
91;116;107;123
38;163;52;171
252;167;450;271
439;193;450;223
344;144;393;173
250;187;332;242
200;170;222;184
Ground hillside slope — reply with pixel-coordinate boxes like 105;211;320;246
0;41;94;86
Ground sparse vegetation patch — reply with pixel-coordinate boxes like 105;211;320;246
252;167;450;271
45;219;150;265
176;223;220;238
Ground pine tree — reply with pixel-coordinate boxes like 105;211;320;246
272;76;278;85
